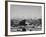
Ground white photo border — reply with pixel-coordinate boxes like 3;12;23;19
5;1;45;36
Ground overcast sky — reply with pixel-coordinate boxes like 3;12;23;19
10;5;42;19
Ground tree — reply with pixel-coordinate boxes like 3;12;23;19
19;19;27;26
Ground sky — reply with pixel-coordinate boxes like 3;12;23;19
10;5;42;19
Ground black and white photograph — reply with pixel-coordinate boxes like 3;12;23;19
11;4;42;32
5;1;45;36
